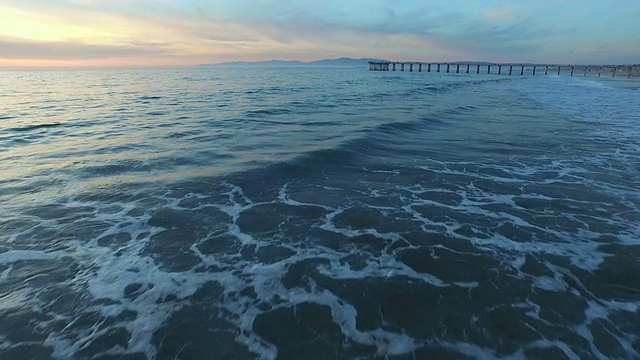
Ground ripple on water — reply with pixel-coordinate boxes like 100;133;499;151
1;68;639;359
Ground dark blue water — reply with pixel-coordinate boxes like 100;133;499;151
1;67;639;359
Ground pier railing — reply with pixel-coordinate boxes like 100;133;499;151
368;61;639;78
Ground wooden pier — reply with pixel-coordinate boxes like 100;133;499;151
368;62;639;78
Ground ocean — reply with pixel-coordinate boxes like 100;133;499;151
1;67;639;359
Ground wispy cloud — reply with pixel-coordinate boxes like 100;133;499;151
1;0;639;66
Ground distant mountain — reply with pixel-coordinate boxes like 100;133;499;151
307;57;387;67
206;59;304;67
201;57;388;67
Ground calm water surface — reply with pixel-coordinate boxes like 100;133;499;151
1;67;639;359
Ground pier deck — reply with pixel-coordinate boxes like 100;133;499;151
368;61;639;78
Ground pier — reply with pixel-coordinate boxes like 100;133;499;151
368;62;639;78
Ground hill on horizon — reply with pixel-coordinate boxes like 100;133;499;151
201;57;388;67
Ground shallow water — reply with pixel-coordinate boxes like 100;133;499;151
1;67;639;359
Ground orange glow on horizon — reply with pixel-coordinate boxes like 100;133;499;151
0;58;194;68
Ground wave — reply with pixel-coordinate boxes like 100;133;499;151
134;95;163;101
223;113;451;183
245;108;293;117
6;123;62;132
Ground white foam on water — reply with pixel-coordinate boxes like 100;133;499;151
440;341;500;359
308;288;420;357
223;261;424;358
532;275;567;292
319;207;404;242
0;287;33;311
316;255;448;287
525;340;581;360
0;336;13;350
40;215;205;359
0;249;59;264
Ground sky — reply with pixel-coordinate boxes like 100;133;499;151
1;0;639;67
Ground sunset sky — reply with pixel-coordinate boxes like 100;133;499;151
1;0;639;67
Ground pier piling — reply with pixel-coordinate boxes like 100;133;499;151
366;61;637;79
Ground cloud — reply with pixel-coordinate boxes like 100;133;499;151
1;0;639;65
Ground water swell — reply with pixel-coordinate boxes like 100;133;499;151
224;96;518;179
5;122;62;132
245;108;294;117
248;113;451;176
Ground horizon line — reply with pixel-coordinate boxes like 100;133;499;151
1;56;638;70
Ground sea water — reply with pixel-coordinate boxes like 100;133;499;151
1;67;639;359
